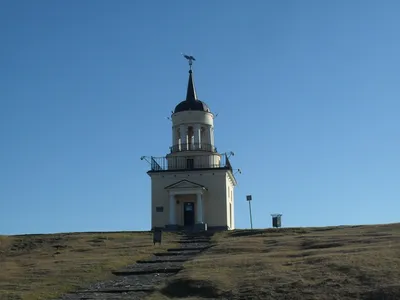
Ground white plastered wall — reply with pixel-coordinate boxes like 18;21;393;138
150;169;231;229
225;173;236;230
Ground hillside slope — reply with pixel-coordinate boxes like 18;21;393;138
150;223;400;300
1;224;399;300
0;231;177;299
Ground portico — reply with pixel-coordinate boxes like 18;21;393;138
165;180;206;228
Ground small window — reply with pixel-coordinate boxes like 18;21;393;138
156;206;164;212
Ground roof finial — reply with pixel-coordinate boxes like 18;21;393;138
181;53;197;101
182;53;196;72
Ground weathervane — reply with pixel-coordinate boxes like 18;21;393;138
182;53;196;71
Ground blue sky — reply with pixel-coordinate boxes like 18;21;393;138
1;0;399;234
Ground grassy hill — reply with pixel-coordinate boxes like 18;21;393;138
0;231;178;299
1;223;400;300
153;223;400;300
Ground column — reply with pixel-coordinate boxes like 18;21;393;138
210;127;215;149
169;194;176;224
172;126;177;151
196;193;203;223
207;126;212;151
193;124;201;150
179;125;187;151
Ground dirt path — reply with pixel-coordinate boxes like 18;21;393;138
57;232;213;300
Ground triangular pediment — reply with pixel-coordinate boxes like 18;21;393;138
165;180;206;190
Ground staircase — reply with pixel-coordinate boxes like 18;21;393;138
57;231;213;300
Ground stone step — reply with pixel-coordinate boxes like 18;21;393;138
178;242;210;245
119;262;183;273
180;239;211;242
79;287;154;293
62;291;150;300
167;246;210;252
112;267;182;276
136;259;187;264
151;255;195;261
179;243;214;249
82;273;173;292
178;239;211;244
179;236;211;240
183;233;215;237
153;251;199;256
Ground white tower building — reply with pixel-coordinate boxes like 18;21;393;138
146;58;237;231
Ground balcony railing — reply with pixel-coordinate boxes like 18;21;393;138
170;143;217;153
148;154;232;172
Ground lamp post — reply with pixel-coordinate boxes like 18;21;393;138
246;195;253;229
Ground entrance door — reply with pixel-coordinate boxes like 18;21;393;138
183;202;195;226
187;159;194;169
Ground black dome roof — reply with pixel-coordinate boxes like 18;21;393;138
174;70;211;114
174;99;210;113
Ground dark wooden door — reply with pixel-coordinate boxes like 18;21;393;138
187;159;194;169
183;202;195;226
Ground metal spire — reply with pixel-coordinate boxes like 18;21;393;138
182;54;197;101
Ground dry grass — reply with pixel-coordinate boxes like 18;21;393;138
0;231;178;300
152;223;400;300
2;224;400;300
